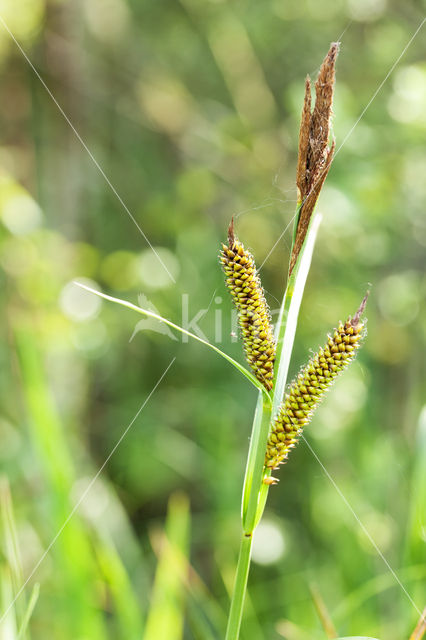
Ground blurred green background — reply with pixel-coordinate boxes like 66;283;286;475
0;0;425;638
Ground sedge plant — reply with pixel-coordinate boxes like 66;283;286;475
76;42;371;638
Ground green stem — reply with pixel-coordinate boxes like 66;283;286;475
225;395;270;640
242;394;272;532
226;213;323;639
272;213;322;417
224;534;253;640
273;276;295;415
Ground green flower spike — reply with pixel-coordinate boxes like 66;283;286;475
265;293;368;469
220;219;276;391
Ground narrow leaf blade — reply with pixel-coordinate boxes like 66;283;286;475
273;213;322;417
143;492;190;640
74;282;268;396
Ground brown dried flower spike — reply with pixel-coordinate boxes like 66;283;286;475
220;220;276;391
290;42;339;275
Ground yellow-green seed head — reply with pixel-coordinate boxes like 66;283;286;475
220;220;276;391
265;295;368;469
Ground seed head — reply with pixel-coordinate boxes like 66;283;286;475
291;43;339;275
265;294;368;469
220;219;276;391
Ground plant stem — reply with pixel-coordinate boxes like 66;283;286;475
242;394;272;532
273;275;295;415
224;533;253;640
272;213;322;417
225;395;271;640
225;213;323;639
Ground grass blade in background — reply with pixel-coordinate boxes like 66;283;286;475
404;406;426;604
409;607;426;640
143;492;190;640
276;619;313;640
14;322;150;637
183;563;226;639
0;478;37;640
186;600;220;640
0;479;26;631
74;476;147;635
333;565;426;629
310;582;338;639
95;538;145;640
17;585;39;640
14;324;107;638
0;566;18;639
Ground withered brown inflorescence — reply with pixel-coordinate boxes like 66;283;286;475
290;42;339;275
220;220;276;391
265;294;368;469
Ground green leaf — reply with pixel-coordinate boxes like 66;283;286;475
272;213;322;417
143;492;190;640
17;584;40;640
405;406;426;564
74;282;270;398
0;566;18;639
95;540;144;639
1;479;38;640
0;479;24;620
14;327;107;638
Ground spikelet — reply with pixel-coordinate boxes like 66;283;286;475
265;294;368;469
220;220;276;391
290;43;339;275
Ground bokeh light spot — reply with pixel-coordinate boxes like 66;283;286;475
378;271;420;326
357;510;395;553
73;320;109;356
101;250;138;290
388;66;426;125
60;279;102;322
2;192;42;235
83;0;129;43
347;0;386;22
136;247;180;290
252;519;285;565
0;0;44;50
0;236;37;276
